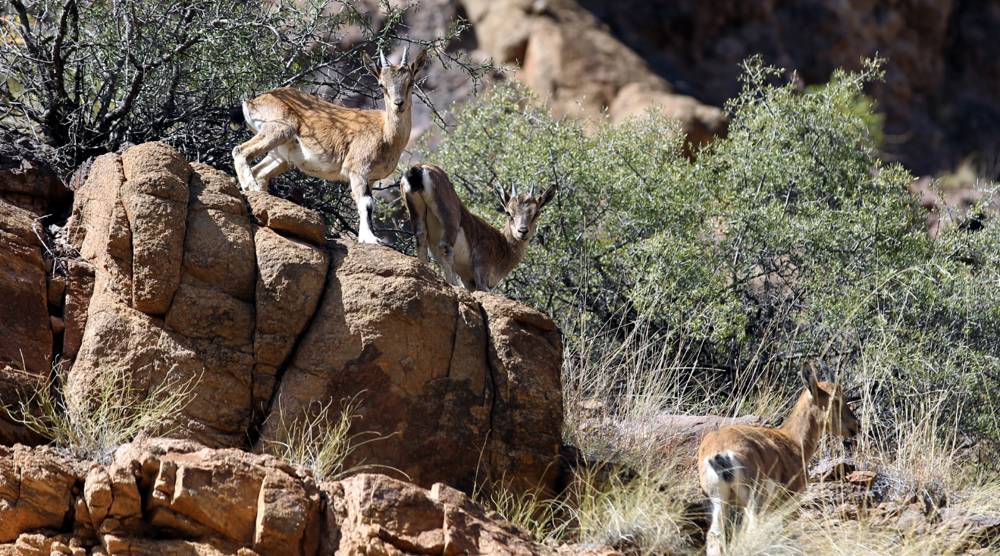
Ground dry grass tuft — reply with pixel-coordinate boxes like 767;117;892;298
6;363;198;462
262;394;396;482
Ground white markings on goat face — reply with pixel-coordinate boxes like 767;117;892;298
505;196;541;241
376;49;427;114
378;65;413;113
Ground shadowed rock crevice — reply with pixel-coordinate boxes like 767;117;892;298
244;193;330;446
475;301;500;449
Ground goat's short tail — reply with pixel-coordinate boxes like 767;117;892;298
707;453;736;482
228;104;246;129
403;165;424;193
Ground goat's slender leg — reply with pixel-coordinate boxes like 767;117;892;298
473;261;491;293
706;497;727;556
251;154;289;193
437;241;464;288
403;194;429;262
350;173;380;244
233;124;295;192
435;211;463;288
743;496;758;532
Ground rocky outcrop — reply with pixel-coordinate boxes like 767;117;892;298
576;0;1000;175
0;439;617;555
804;457;1000;553
0;445;82;543
258;240;564;495
350;0;727;148
64;145;256;448
372;0;997;173
460;0;727;142
0;202;52;374
54;142;561;496
0;199;53;444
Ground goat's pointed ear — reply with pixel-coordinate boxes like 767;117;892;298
801;363;820;399
410;49;429;75
361;52;380;79
538;184;557;210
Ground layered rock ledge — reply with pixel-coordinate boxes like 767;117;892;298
0;438;618;555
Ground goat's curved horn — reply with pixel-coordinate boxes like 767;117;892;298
401;45;409;66
379;48;388;67
529;183;536;196
511;183;518;198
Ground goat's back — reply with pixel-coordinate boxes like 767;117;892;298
698;425;808;496
245;87;385;166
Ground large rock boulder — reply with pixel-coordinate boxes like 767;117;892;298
58;142;562;495
0;199;53;445
0;445;82;543
0;439;618;555
0;201;52;374
64;145;258;448
460;0;727;140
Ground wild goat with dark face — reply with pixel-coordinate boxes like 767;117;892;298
400;164;556;291
232;47;428;244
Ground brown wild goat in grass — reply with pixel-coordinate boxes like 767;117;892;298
697;366;860;555
232;47;428;244
400;164;556;291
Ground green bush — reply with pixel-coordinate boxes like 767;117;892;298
420;57;1000;454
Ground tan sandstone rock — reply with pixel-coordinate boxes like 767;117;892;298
0;199;52;444
260;241;563;495
251;227;328;422
61;142;563;495
0;445;81;543
0;440;616;555
120;143;191;315
245;192;326;246
610;83;728;148
66;147;257;448
0;201;51;373
461;0;727;141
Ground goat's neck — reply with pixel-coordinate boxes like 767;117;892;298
778;392;823;462
382;102;412;150
494;222;530;278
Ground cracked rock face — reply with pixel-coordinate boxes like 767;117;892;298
0;439;622;555
40;142;562;495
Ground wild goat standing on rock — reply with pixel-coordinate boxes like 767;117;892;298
232;47;428;244
400;164;556;291
697;365;860;556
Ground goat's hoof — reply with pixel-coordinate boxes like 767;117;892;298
357;232;382;245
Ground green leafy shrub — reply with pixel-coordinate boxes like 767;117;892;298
420;57;1000;454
